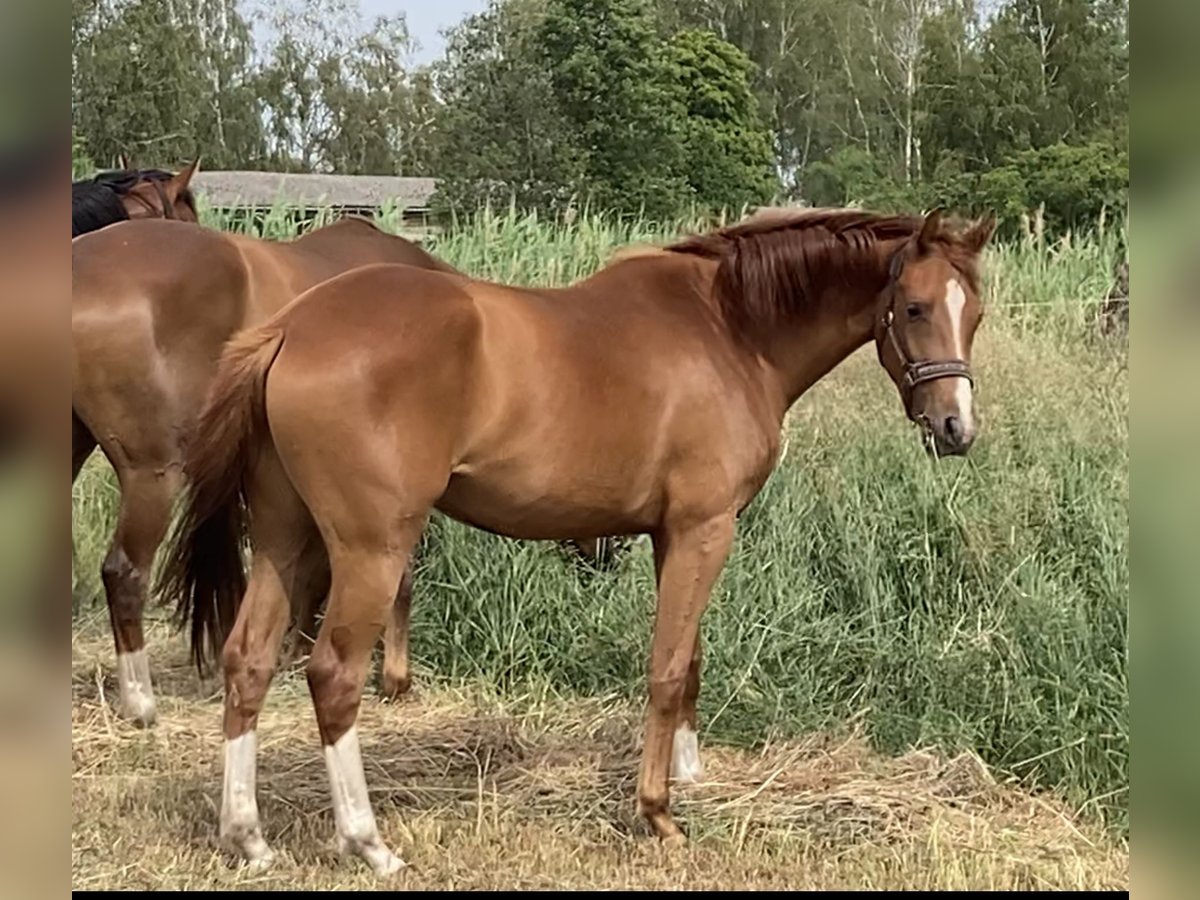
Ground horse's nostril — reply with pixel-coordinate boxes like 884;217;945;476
944;415;963;444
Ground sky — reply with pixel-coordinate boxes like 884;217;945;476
361;0;488;65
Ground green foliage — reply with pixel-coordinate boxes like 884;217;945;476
70;0;1127;229
255;0;433;175
666;29;778;211
535;0;689;219
1005;142;1128;231
803;147;926;212
71;0;261;168
803;140;1127;236
434;0;778;219
663;0;1128;231
431;0;588;215
938;142;1129;233
71;132;94;179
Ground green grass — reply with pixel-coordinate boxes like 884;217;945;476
71;205;1129;833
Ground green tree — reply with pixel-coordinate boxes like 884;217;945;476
666;29;778;211
315;16;432;174
431;0;586;213
255;0;433;175
537;0;690;218
72;0;263;168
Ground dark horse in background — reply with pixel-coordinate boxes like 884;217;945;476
72;159;200;236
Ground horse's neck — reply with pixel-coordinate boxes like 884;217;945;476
759;284;881;410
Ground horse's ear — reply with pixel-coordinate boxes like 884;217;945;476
917;207;944;253
962;213;998;254
166;158;201;198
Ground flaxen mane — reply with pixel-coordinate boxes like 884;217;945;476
667;208;981;330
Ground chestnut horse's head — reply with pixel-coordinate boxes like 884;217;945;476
111;158;201;224
875;209;997;457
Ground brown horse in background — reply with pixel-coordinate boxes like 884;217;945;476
72;216;459;726
160;207;996;873
72;160;200;235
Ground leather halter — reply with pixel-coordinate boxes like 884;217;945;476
875;252;973;412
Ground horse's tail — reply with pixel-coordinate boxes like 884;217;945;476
157;326;285;673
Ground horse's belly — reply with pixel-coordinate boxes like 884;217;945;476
435;462;658;541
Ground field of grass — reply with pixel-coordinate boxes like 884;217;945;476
71;206;1129;889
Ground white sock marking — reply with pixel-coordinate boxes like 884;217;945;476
221;731;275;868
671;724;704;784
324;726;405;875
116;650;156;724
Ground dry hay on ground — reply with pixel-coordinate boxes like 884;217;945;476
71;617;1127;891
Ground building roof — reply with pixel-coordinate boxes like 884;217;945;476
191;171;437;211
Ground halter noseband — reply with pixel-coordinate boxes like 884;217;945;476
876;252;973;411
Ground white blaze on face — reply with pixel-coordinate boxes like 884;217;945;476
671;723;704;784
116;650;156;725
221;731;274;868
944;277;975;435
324;726;406;875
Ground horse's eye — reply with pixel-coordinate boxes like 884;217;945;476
906;303;923;321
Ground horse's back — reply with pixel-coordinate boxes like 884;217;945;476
268;263;481;367
287;217;455;274
72;221;254;455
254;260;752;537
73;220;252;339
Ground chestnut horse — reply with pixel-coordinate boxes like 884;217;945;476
72;216;459;726
72;160;200;235
161;207;995;873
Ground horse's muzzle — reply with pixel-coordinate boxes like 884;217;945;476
921;413;975;457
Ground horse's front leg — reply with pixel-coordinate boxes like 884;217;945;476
638;513;735;843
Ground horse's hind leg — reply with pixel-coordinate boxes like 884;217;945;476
379;561;414;700
101;464;180;726
306;519;425;876
71;410;96;482
276;549;412;704
279;543;331;669
220;449;327;869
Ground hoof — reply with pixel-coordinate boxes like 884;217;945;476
117;697;157;728
244;851;276;874
662;833;688;851
339;836;406;877
368;849;407;877
379;672;412;702
116;651;157;727
223;827;275;871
